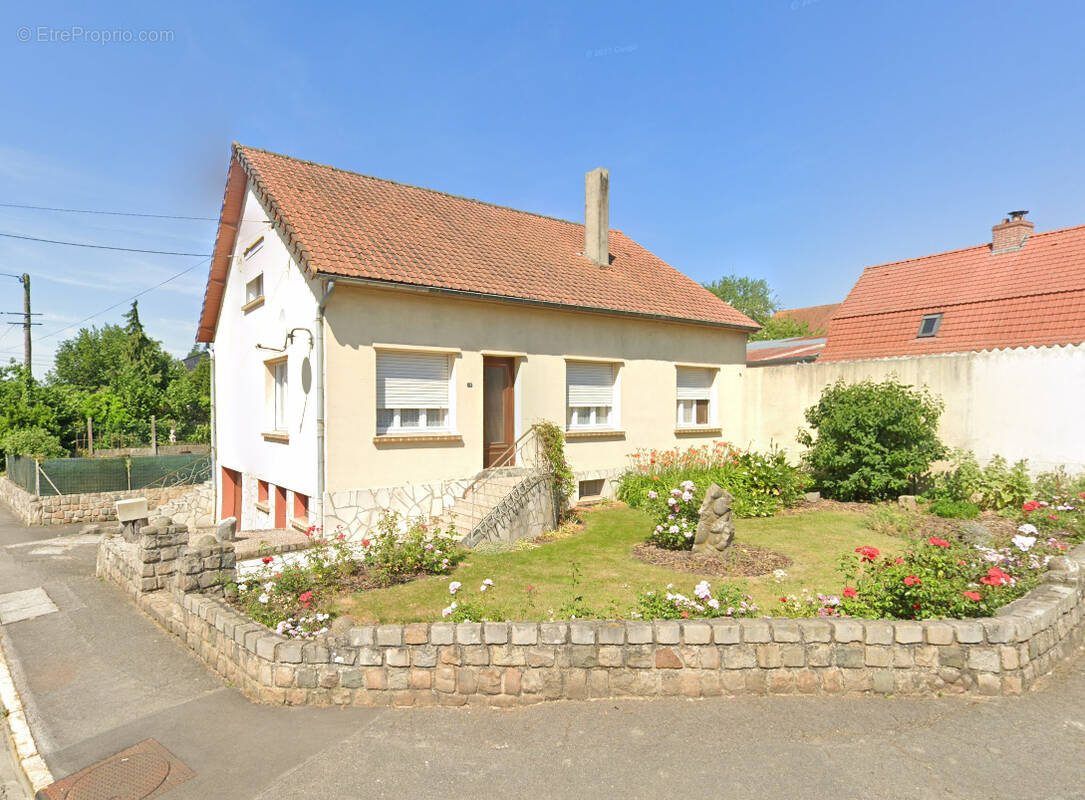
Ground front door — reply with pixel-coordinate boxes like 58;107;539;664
483;357;515;468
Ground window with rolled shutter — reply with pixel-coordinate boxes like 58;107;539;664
676;366;715;427
376;352;451;433
566;361;617;429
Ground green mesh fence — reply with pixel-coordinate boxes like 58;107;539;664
5;455;39;493
29;453;210;496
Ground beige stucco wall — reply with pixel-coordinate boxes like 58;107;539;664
323;283;748;491
742;344;1085;473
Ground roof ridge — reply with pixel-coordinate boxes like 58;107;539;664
233;143;586;230
859;221;1085;274
833;285;1085;320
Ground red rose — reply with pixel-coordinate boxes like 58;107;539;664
912;603;921;610
1048;515;1058;520
261;556;274;564
979;567;1012;586
843;587;858;598
928;537;950;548
904;575;921;587
680;610;690;618
962;591;981;601
855;546;880;562
779;597;788;603
894;557;905;565
362;539;371;547
1022;501;1042;513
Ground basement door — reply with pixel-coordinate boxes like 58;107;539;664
483;357;515;468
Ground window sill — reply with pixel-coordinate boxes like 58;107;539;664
254;501;270;514
373;433;464;446
262;431;289;443
242;296;265;313
289;517;309;533
674;426;723;436
564;429;626;440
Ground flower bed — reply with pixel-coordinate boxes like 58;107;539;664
616;443;806;517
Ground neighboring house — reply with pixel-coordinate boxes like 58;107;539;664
196;144;757;539
821;211;1085;361
746;335;825;367
772;303;839;333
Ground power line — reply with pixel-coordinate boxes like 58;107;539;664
37;257;210;343
0;231;212;257
0;201;273;224
0;201;219;221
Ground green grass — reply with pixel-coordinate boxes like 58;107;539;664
335;506;901;623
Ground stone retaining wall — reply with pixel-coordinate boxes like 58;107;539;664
101;536;1085;706
96;520;236;599
0;477;193;526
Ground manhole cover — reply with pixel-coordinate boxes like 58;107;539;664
36;739;194;800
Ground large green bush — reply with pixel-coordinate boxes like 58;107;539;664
1;427;67;459
797;379;945;501
616;442;805;518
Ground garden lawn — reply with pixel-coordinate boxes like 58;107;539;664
334;506;901;624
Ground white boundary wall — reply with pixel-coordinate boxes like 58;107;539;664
741;344;1085;473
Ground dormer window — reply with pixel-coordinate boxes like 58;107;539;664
917;313;942;338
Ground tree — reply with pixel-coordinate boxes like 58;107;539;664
1;427;66;459
48;324;128;389
797;379;946;501
165;355;211;442
750;315;818;342
703;274;779;326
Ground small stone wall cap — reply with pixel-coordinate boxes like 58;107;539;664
196;534;218;548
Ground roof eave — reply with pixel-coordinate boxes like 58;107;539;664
318;272;760;333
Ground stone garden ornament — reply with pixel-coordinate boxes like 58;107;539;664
692;483;735;555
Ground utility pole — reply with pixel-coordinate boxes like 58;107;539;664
3;272;41;371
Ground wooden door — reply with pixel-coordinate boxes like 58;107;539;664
483;357;515;467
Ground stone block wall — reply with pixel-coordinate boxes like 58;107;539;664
150;482;214;532
96;520;236;600
108;543;1085;707
465;472;556;547
0;477;194;527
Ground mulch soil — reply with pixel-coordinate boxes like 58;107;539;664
775;499;876;516
631;541;792;578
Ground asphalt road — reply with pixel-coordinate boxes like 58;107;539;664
0;507;1083;800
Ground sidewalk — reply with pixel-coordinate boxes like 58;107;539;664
0;504;1083;799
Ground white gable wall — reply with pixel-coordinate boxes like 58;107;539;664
212;187;322;530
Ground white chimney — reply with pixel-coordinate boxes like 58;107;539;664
584;167;609;266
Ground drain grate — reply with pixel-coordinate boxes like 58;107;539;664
36;739;194;800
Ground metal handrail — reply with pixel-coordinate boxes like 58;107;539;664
458;424;544;500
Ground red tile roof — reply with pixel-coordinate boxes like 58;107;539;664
196;145;757;341
820;224;1085;361
773;303;840;333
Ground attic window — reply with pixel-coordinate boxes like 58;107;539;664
243;236;265;259
917;313;943;338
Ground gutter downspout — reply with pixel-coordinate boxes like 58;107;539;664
314;279;336;531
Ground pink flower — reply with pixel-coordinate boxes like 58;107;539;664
843;586;858;598
962;591;981;601
904;575;921;587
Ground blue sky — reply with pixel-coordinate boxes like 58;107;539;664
2;0;1084;375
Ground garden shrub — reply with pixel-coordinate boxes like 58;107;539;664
645;479;701;550
837;533;1064;620
1;427;67;459
535;421;576;513
634;580;759;619
798;379;945;501
616;442;805;518
927;497;981;519
365;512;463;585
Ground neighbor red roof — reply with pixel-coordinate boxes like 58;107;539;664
773;303;840;333
746;336;826;366
196;145;757;341
820;224;1085;361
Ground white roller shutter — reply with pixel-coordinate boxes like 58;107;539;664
676;367;714;401
567;361;615;407
377;352;450;409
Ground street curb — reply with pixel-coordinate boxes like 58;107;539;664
0;628;52;793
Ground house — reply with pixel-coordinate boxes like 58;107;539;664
772;303;839;334
195;145;757;539
746;335;825;367
820;212;1085;362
